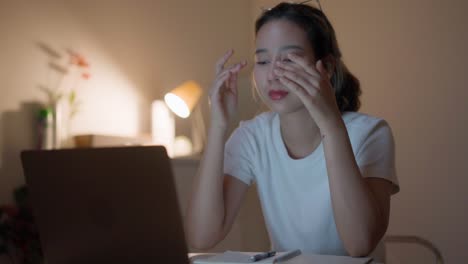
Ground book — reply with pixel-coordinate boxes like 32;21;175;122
296;254;373;264
192;250;301;264
73;134;152;148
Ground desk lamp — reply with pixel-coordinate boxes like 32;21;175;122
164;80;206;155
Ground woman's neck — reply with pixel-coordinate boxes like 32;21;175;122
279;108;322;159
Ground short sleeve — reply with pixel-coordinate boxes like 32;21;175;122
355;120;400;195
224;124;256;186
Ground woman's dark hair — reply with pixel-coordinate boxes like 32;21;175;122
255;2;361;112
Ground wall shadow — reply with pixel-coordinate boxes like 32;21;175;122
0;102;41;204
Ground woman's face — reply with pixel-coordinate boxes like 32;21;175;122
253;19;316;115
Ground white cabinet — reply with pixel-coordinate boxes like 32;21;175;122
171;157;270;252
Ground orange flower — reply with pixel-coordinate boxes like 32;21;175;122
76;55;90;68
67;49;90;68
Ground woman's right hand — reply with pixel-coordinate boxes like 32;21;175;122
209;50;247;129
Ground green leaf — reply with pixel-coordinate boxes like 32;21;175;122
69;91;76;104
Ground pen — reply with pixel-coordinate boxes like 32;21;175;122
272;249;301;263
250;251;276;262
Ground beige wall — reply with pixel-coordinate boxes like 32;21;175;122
0;0;255;202
253;0;468;263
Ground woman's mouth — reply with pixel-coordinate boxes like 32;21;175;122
268;90;289;100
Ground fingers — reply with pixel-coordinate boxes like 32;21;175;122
221;60;247;76
276;61;320;79
274;62;320;96
287;53;320;76
222;64;237;89
228;72;238;95
211;60;248;97
215;49;234;75
211;50;248;100
226;61;248;93
210;70;233;98
221;60;247;83
278;75;312;103
276;69;319;94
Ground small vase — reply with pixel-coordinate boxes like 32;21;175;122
51;101;61;149
52;100;72;149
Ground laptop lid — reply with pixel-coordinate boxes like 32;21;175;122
21;146;189;264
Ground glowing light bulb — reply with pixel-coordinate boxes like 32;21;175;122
164;93;190;118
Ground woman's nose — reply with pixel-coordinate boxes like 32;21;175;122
267;61;280;81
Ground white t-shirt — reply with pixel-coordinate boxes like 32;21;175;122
224;111;399;255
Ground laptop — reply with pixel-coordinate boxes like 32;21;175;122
21;146;190;264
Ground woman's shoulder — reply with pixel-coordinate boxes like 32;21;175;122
342;111;390;130
225;112;276;154
342;111;393;144
237;111;277;133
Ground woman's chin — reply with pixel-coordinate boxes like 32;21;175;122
265;100;305;115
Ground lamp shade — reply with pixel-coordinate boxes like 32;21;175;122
164;80;202;118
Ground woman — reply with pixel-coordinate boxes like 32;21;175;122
185;2;399;257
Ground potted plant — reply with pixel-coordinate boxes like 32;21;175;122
0;186;43;264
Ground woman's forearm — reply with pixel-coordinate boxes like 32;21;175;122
321;119;384;257
185;125;228;249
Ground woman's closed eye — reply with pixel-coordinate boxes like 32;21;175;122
256;60;270;65
256;59;292;65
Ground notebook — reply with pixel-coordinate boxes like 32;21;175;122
192;250;374;264
192;250;301;264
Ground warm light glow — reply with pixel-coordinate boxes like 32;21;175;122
72;66;140;137
164;93;190;118
174;136;193;157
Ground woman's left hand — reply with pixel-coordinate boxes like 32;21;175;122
274;53;342;132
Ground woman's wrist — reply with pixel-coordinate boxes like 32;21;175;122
319;115;346;138
209;121;229;137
